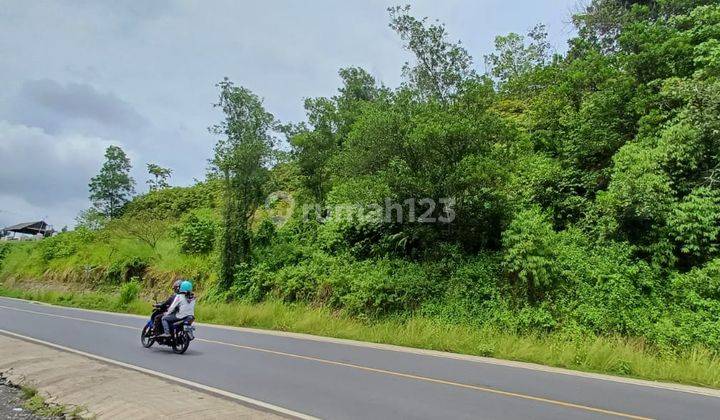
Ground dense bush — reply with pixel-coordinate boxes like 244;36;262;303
501;207;558;296
176;212;218;254
118;278;141;306
36;230;94;261
0;243;10;268
339;259;436;316
668;187;720;264
106;256;148;283
123;182;218;219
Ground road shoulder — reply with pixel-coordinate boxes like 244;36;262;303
0;334;281;419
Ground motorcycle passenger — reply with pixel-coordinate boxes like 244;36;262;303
154;280;181;335
158;280;196;338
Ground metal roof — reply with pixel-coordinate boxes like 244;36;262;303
3;221;49;235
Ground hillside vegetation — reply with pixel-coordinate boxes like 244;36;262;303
2;1;720;379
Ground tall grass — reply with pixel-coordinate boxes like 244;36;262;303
1;285;719;389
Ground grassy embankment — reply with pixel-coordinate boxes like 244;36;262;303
1;283;719;389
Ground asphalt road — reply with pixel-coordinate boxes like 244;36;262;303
0;297;718;420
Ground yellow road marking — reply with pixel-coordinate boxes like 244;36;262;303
0;303;652;419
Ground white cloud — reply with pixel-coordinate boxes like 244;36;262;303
0;121;123;227
0;194;87;232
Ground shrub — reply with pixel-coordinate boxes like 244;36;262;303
106;256;149;283
595;141;674;242
118;278;141;306
340;259;436;316
123;182;218;219
668;186;720;263
554;236;662;338
177;212;218;254
269;252;339;303
75;208;108;231
502;207;558;296
36;232;87;261
660;259;720;349
0;243;11;266
254;219;276;247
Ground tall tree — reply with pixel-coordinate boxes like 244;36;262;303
388;5;475;103
146;163;172;191
89;145;135;218
210;78;276;291
289;67;380;202
484;24;551;86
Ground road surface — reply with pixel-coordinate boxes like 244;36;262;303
0;296;718;419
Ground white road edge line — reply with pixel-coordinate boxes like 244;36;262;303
4;295;720;398
0;328;319;420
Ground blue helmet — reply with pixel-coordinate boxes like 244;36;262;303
179;280;193;293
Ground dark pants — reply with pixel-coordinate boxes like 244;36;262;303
162;314;182;335
154;313;164;334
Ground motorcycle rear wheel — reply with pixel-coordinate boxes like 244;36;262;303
141;325;155;348
172;331;190;354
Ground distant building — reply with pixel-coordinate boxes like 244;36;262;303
2;221;54;239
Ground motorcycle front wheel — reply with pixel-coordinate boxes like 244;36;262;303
172;331;190;354
141;325;155;348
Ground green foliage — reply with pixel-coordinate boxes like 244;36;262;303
668;187;720;263
502;207;558;294
596;141;674;241
75;208;108;231
146;163;172;191
0;243;10;268
118;278;141;306
176;211;218;254
108;211;168;251
388;5;475;102
21;386;66;418
484;24;551;86
210;79;277;290
37;233;81;261
339;259;435;316
106;256;148;283
89;145;135;218
123;182;217;219
254;219;276;247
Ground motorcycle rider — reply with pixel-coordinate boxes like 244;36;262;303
158;280;196;338
154;280;181;335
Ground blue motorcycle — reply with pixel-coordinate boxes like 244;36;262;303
141;303;196;354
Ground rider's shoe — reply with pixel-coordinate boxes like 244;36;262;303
156;333;170;338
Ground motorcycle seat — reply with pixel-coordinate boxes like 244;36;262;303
172;316;194;326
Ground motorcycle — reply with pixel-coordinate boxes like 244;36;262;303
141;303;196;354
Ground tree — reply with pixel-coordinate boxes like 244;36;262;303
89;145;135;218
484;24;551;86
289;67;380;202
75;208;107;231
388;5;475;103
210;78;277;290
109;210;167;251
146;163;172;191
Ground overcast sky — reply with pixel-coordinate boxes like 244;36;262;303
0;0;580;229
